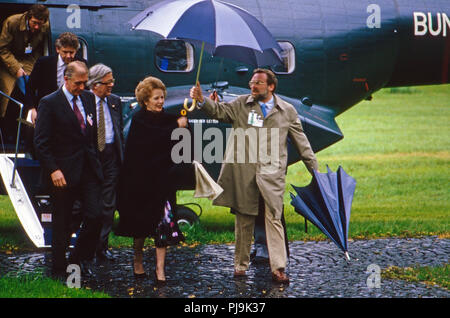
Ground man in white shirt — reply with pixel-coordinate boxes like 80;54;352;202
34;61;103;278
87;63;124;262
26;32;84;124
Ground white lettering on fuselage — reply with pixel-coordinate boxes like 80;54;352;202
66;4;81;29
367;4;381;29
414;12;450;37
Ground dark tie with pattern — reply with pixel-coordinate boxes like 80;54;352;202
97;99;106;152
72;96;86;134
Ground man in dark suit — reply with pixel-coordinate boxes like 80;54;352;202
26;32;85;124
34;61;103;278
87;63;123;262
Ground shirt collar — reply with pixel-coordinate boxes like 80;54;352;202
246;94;287;112
62;85;76;103
92;92;106;105
258;96;274;109
57;54;65;68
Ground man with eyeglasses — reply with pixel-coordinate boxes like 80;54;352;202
190;68;319;284
26;32;87;125
87;63;124;262
34;61;103;279
0;4;49;118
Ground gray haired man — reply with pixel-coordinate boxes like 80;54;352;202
88;63;124;261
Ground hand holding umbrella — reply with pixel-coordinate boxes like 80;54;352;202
190;81;204;103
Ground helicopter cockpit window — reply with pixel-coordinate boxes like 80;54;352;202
155;40;194;72
271;41;295;74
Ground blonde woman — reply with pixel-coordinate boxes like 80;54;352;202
116;77;187;284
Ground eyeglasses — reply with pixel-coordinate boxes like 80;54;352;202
29;18;45;27
98;79;115;86
248;80;267;86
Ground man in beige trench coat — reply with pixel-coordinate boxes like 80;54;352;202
190;68;318;283
0;4;49;118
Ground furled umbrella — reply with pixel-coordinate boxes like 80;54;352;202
290;166;356;260
16;75;29;96
128;0;283;110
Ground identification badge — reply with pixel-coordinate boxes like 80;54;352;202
25;43;32;54
247;110;264;127
87;114;93;126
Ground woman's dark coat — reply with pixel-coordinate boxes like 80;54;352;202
116;108;179;238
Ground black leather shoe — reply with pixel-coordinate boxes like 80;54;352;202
134;271;147;279
97;249;114;262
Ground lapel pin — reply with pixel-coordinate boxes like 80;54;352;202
87;114;93;126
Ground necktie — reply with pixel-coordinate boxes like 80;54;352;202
72;96;86;134
260;103;267;118
97;99;106;152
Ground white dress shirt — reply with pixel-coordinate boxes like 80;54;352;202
56;54;66;88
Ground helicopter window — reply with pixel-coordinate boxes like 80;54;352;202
271;41;295;74
76;37;88;62
155;40;194;72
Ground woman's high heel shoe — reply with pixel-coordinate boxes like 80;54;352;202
154;270;166;286
134;270;147;278
133;255;147;278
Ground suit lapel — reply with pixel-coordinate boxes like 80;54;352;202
106;96;121;140
50;55;58;91
265;105;279;119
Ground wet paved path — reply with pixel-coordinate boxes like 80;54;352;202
0;237;448;298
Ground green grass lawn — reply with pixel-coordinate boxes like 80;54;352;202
0;272;110;298
382;264;450;290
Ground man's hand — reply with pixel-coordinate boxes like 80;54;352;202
51;169;67;188
177;116;188;128
210;90;219;102
189;81;204;103
16;68;26;78
30;108;37;124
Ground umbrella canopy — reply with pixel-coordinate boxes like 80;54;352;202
290;166;356;260
128;0;283;66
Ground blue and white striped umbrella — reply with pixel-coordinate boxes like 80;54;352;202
128;0;282;67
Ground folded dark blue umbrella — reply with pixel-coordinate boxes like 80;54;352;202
290;166;356;260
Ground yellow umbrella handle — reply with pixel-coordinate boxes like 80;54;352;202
183;98;197;112
182;41;205;114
